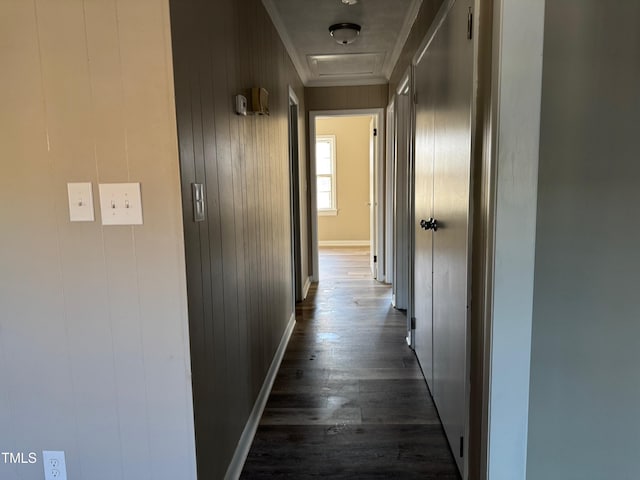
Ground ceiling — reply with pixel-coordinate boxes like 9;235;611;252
262;0;423;87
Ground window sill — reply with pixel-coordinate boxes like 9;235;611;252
318;209;338;216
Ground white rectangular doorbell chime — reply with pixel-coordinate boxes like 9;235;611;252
98;182;143;225
235;94;247;116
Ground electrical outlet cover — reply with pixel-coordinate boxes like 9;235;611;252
42;451;67;480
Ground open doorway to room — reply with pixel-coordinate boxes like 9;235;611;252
309;109;385;283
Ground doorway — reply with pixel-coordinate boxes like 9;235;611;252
309;109;385;282
288;86;303;303
390;69;413;329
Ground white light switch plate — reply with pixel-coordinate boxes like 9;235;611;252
98;182;143;225
67;182;95;222
42;451;67;480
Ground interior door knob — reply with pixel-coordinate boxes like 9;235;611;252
419;218;437;231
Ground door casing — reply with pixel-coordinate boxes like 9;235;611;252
309;109;385;282
288;86;303;303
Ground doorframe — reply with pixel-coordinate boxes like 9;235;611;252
309;109;385;282
288;86;303;304
396;68;415;347
473;0;544;479
385;99;395;288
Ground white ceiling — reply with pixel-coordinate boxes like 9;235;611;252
262;0;423;87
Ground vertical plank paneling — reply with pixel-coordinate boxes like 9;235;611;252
208;0;238;464
234;0;254;414
1;0;197;479
84;1;151;477
351;86;370;109
224;0;246;446
36;3;121;477
167;5;210;478
0;4;79;473
228;0;250;426
169;0;306;476
118;0;197;475
178;0;216;474
305;85;389;111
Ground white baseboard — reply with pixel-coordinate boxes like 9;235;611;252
318;240;371;247
224;312;296;480
302;276;312;300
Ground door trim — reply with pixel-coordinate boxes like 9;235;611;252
413;0;457;66
288;86;303;303
401;67;416;349
391;66;415;345
309;108;385;282
385;99;396;288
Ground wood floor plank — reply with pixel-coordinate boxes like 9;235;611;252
241;247;460;478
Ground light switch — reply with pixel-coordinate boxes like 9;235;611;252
98;183;143;226
67;182;95;222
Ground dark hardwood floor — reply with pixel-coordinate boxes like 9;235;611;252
241;247;460;479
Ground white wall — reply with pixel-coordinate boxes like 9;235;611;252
527;1;640;478
0;1;196;479
485;0;545;479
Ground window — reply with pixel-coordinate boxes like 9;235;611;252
316;135;337;215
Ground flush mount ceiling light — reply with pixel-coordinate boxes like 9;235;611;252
341;0;358;5
329;23;361;45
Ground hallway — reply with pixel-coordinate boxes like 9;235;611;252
241;248;460;478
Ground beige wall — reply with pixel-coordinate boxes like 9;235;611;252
317;117;371;242
0;1;196;479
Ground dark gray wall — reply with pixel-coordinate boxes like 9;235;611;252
388;0;444;99
168;0;306;477
305;85;389;111
527;2;640;478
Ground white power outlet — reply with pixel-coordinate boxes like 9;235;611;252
42;451;67;480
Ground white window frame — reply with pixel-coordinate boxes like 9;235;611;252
316;134;337;216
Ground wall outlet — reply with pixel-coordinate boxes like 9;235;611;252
42;451;67;480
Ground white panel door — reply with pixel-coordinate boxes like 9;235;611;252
413;58;435;391
432;0;473;471
413;0;474;473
